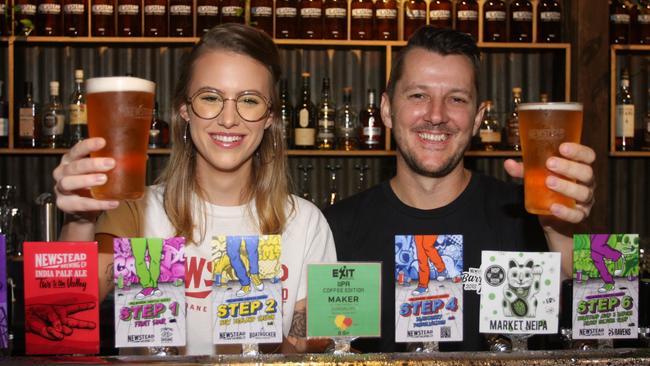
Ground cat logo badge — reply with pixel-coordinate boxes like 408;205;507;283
484;265;505;286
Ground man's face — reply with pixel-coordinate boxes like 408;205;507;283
382;48;485;178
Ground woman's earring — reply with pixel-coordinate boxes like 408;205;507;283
183;121;190;143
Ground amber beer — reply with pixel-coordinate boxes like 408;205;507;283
519;103;583;215
86;77;155;201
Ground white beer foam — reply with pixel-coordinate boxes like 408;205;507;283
86;77;155;94
518;102;583;111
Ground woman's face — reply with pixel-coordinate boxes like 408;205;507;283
180;50;274;176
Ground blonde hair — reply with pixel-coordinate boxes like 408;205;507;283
157;24;293;243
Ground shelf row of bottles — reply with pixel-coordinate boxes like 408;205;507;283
0;0;564;43
614;68;650;152
610;0;650;45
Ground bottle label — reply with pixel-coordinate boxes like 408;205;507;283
351;8;372;19
251;6;273;17
375;8;397;19
318;119;335;128
17;4;37;15
19;109;35;137
457;10;477;20
0;4;4;15
362;126;382;144
0;118;8;137
616;104;635;138
276;6;297;17
610;14;630;24
43;114;65;135
118;4;139;15
197;5;218;15
144;5;166;15
326;7;347;18
92;4;114;15
485;10;506;21
69;104;87;125
294;128;315;146
428;9;451;20
638;14;650;24
64;3;85;14
301;7;322;18
149;128;160;143
221;6;243;16
298;108;309;128
38;3;62;14
480;129;501;143
540;11;561;22
512;11;532;22
170;5;192;15
405;9;426;20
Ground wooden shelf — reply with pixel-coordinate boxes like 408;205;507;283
465;150;522;157
609;151;650;157
11;36;199;44
477;42;570;50
611;44;650;52
288;149;395;157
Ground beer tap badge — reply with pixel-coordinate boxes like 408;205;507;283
23;241;99;355
211;235;283;344
394;234;463;342
572;234;639;339
479;251;560;335
0;235;7;349
113;237;187;348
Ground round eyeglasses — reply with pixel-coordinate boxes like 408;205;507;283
187;89;272;122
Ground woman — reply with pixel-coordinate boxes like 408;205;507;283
53;24;336;355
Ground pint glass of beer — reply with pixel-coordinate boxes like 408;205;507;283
86;77;155;200
518;102;583;215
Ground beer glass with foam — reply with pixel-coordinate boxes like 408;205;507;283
86;77;155;200
518;102;583;215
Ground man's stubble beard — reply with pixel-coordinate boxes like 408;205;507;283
395;131;471;179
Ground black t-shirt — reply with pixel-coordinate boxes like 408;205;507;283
323;172;547;352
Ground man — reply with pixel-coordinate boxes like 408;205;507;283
323;26;595;352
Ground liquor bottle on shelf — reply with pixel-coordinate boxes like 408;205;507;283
279;79;294;148
67;69;87;147
336;87;359;151
323;164;341;208
506;87;522;151
0;0;7;36
144;0;168;36
373;0;397;40
455;0;478;40
294;72;316;149
354;163;369;192
537;0;561;43
317;77;336;150
117;0;141;36
610;0;631;44
616;69;635;151
644;88;650;151
15;0;38;36
275;0;298;38
403;0;426;40
428;0;451;30
196;0;219;36
0;81;7;148
149;102;169;148
324;0;346;39
297;163;314;202
250;0;273;36
41;81;66;149
299;0;323;39
509;0;532;43
92;0;115;36
478;100;501;151
38;0;63;36
170;0;193;37
483;0;506;42
351;0;373;40
18;81;39;148
636;0;650;44
221;0;245;24
63;0;87;36
360;88;383;150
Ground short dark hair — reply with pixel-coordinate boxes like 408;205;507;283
386;26;480;100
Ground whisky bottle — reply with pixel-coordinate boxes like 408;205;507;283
324;0;346;39
456;0;478;40
506;87;522;151
373;0;397;40
196;0;219;36
351;0;373;40
323;164;341;208
63;0;87;36
537;0;561;43
483;0;506;42
616;69;635;151
91;0;115;36
299;0;323;38
15;0;38;36
144;0;168;36
18;82;39;148
0;81;7;148
169;0;193;37
250;0;273;36
403;0;425;40
279;79;294;148
67;69;87;147
149;102;169;148
38;0;63;36
360;88;384;150
294;73;316;149
479;100;501;151
317;77;336;150
637;0;650;44
610;0;630;44
275;0;298;38
117;0;141;36
221;0;244;23
336;87;359;151
428;0;451;30
41;81;66;148
509;0;532;42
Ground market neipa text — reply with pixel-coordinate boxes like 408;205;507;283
86;77;155;201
